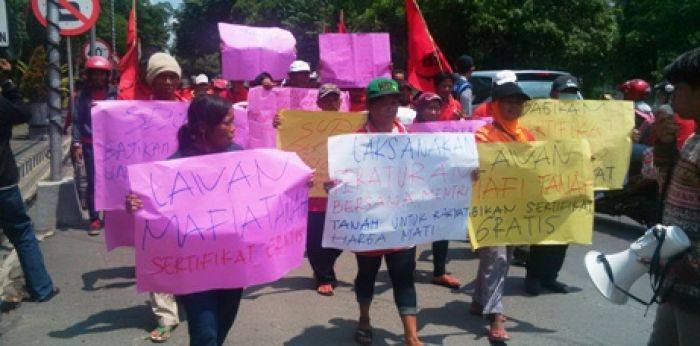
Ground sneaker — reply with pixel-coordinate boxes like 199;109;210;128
542;280;570;294
88;219;102;236
524;278;541;296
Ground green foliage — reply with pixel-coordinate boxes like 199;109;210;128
19;46;47;102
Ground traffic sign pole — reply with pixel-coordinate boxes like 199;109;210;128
89;26;96;56
46;0;62;181
67;37;74;126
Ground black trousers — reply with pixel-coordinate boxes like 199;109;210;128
526;244;568;282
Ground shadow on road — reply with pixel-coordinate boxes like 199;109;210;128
419;300;556;344
47;304;152;338
284;317;401;346
81;266;136;291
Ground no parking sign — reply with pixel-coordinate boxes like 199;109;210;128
31;0;101;36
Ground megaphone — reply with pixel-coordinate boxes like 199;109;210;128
585;225;690;305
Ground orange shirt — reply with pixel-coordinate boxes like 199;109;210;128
472;101;493;119
438;95;463;121
475;122;535;143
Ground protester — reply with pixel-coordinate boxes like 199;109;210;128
193;74;211;97
179;78;194;100
523;75;581;296
411;92;462;289
549;75;581;100
0;58;59;303
392;69;406;83
71;56;118;235
348;88;367;112
350;78;422;346
227;81;249;103
648;47;700;346
472;70;517;119
250;72;276;90
396;80;417;125
274;84;343;295
472;82;534;342
285;60;314;88
453;55;475;116
141;52;186;342
434;72;465;120
126;94;243;346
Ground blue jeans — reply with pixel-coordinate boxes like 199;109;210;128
0;186;54;300
177;289;243;346
82;144;99;221
355;247;418;315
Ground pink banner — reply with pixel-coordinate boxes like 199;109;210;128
92;101;188;211
408;119;492;133
233;102;250;149
218;23;296;81
104;210;135;251
246;86;351;148
127;149;312;294
319;33;392;88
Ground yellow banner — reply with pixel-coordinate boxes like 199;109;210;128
468;140;595;249
277;110;367;197
521;100;634;190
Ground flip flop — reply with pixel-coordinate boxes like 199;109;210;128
354;327;373;345
317;283;334;296
150;325;175;343
431;274;461;289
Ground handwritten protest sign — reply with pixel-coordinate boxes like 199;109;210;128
319;33;391;88
128;149;312;294
218;23;296;81
104;210;134;251
521;100;634;190
408;119;491;133
468;140;595;249
233;102;250;148
322;134;479;251
246;87;351;148
277;110;367;197
92;101;188;211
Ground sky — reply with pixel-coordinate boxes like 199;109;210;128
152;0;182;9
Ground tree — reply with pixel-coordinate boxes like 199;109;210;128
615;0;700;83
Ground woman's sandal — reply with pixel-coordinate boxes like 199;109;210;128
487;316;511;342
149;325;175;343
317;283;334;296
431;274;461;289
354;327;373;345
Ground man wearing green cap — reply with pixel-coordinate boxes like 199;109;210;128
351;77;422;345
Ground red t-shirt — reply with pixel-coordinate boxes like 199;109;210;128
472;101;493;119
438;95;463;121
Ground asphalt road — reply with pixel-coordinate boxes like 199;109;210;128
0;214;656;346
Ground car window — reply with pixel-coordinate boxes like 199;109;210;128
518;81;555;99
471;76;493;104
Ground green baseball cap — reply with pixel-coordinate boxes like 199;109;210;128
366;78;400;100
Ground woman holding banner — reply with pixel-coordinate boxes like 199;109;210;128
412;92;462;289
472;82;534;342
126;95;244;346
348;78;422;346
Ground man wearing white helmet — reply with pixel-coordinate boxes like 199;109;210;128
284;60;314;88
193;74;211;97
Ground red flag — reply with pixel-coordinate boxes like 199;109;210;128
405;0;452;92
337;9;347;33
118;1;142;100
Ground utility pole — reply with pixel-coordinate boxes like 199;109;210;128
46;0;62;181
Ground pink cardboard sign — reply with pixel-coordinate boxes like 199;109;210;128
319;33;392;88
233;102;250;149
408;119;492;133
104;210;135;251
128;149;312;294
92;101;188;211
218;23;297;81
246;86;351;148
